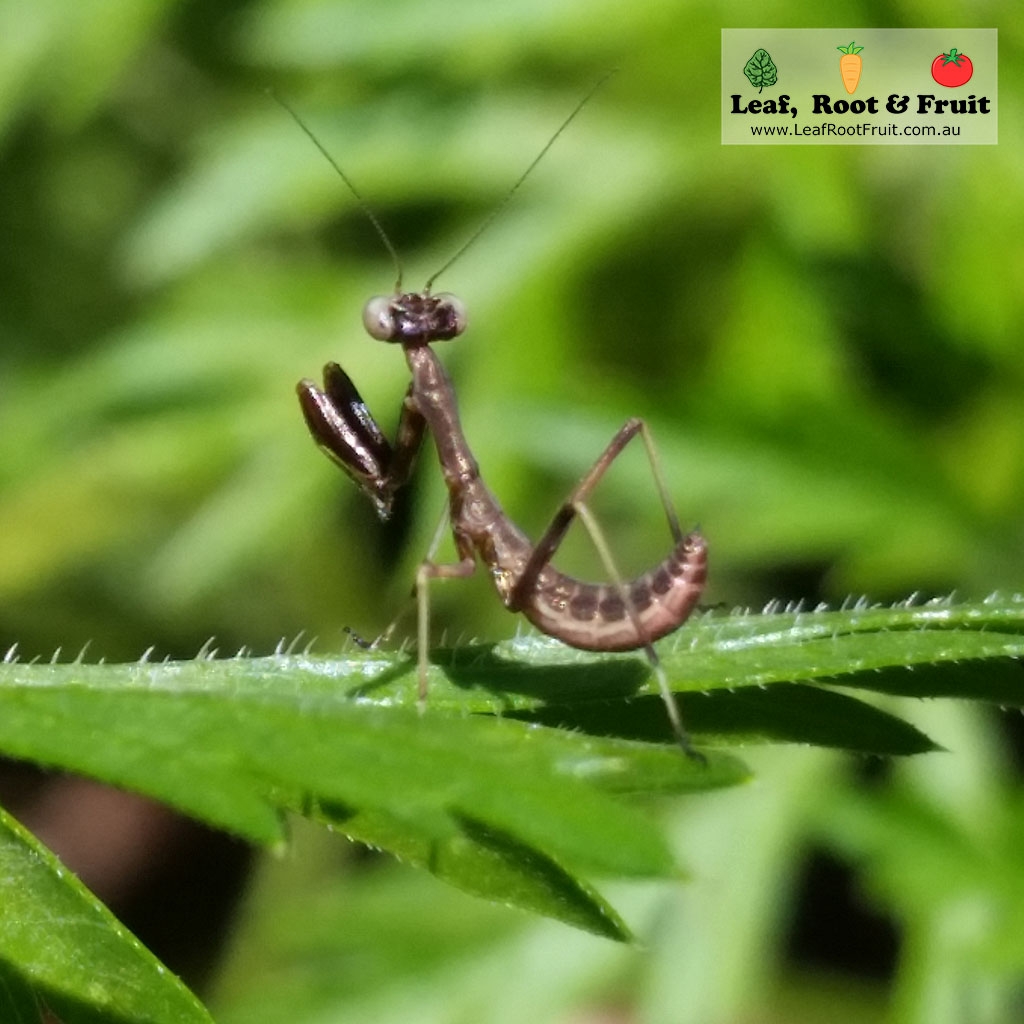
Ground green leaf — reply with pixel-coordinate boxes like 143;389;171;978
0;591;1022;978
312;803;635;941
0;652;748;942
0;959;47;1024
513;685;936;755
0;806;210;1024
743;48;778;93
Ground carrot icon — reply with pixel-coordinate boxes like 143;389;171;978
837;41;864;94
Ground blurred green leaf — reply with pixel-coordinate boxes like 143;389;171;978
815;778;1024;1018
0;806;210;1024
211;850;545;1024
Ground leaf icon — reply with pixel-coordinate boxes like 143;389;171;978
743;49;778;93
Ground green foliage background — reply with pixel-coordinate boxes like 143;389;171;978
1;0;1022;1021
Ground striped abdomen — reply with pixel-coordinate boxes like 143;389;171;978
520;531;707;652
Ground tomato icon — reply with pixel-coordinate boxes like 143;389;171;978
931;48;973;88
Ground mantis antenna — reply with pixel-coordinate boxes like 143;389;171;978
272;70;617;294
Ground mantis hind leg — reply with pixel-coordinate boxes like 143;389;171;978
572;501;701;760
510;418;702;758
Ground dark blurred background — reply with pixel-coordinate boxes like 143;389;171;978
1;2;1021;1021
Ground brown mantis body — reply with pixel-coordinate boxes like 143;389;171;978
298;292;707;751
286;84;707;751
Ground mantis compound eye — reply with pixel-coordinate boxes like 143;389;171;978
362;295;396;340
432;293;467;339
